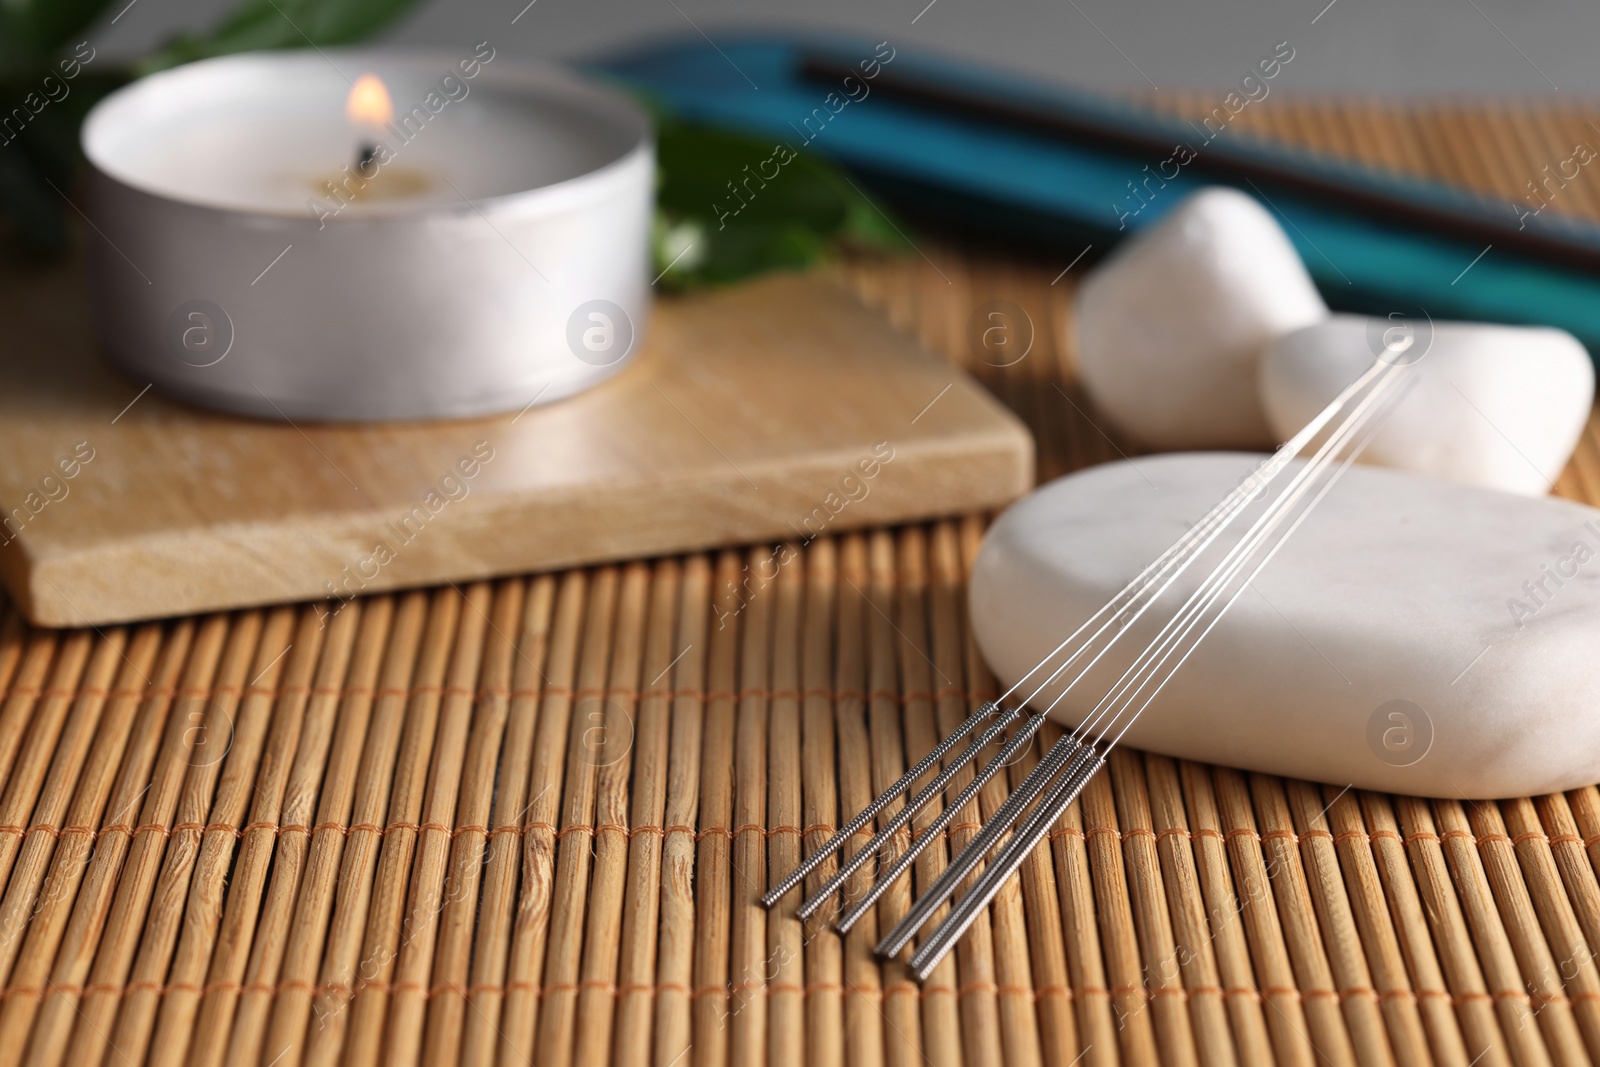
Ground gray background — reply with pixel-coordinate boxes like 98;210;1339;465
90;0;1593;97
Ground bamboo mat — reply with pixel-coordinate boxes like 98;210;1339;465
6;99;1600;1067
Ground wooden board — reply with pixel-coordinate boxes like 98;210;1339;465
0;261;1031;626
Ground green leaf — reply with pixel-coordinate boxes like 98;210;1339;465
657;124;847;231
0;0;117;67
0;144;69;253
141;0;424;73
650;115;913;290
0;71;127;254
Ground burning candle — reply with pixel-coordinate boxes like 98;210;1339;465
348;73;394;178
82;48;653;420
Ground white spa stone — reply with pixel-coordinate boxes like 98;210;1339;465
1260;314;1595;496
1075;187;1327;450
970;452;1600;798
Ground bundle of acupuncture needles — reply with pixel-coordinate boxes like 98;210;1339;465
761;345;1419;981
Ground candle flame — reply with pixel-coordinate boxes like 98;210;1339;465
346;74;394;127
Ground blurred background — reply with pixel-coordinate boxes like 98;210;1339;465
88;0;1596;97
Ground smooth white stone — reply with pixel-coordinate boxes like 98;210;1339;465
1075;187;1327;450
1260;314;1595;496
970;453;1600;798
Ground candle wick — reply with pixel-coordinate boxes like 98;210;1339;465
356;142;379;178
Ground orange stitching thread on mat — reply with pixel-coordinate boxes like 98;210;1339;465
1332;986;1381;1003
6;687;112;703
102;817;625;843
1170;984;1227;999
8;975;1513;1008
614;983;661;997
369;820;455;836
104;818;592;843
1260;985;1312;1004
1031;984;1073;1003
644;983;692;997
384;683;481;701
764;983;806;997
0;823;55;839
1;683;160;703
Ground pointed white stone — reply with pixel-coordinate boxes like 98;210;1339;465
1076;187;1327;450
970;453;1600;798
1260;314;1594;495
